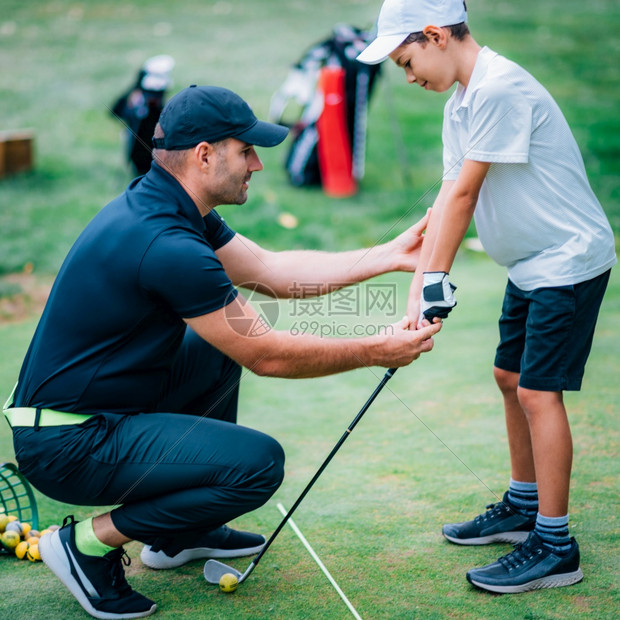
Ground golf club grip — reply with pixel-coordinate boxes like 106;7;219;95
252;367;398;568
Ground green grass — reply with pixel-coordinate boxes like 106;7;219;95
1;260;619;619
1;0;619;618
0;0;618;277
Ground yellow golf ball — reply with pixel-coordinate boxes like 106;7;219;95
26;543;41;562
219;573;238;593
1;530;21;551
21;522;32;539
15;540;30;560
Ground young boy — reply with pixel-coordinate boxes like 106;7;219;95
358;0;616;594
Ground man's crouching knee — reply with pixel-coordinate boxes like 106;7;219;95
240;432;286;509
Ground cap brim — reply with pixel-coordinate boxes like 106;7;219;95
356;33;409;65
236;120;289;147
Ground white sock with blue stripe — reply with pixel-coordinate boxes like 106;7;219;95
535;513;572;554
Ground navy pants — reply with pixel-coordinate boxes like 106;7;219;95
13;328;285;548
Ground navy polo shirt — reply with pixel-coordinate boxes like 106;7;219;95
14;163;237;414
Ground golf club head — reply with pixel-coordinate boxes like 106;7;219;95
204;559;241;584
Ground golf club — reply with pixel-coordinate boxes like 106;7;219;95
204;367;398;587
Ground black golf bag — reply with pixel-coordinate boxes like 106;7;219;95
111;55;174;176
269;25;382;188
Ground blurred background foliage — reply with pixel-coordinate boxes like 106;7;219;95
0;0;618;278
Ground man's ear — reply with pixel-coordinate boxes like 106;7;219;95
422;25;448;47
194;141;215;168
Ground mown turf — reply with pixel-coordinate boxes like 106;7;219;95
1;1;618;618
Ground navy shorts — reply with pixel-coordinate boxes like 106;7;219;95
494;270;611;392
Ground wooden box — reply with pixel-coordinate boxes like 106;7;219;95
0;130;34;178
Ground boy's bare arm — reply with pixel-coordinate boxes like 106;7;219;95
426;160;491;272
409;160;490;326
407;184;453;324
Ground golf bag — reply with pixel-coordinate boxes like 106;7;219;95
269;25;381;191
111;55;174;176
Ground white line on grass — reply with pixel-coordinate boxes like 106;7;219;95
276;502;363;620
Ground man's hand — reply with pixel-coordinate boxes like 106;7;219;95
386;209;430;272
372;315;442;368
420;271;457;324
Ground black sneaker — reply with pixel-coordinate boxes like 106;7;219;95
38;516;156;619
442;492;536;545
140;524;266;569
466;531;584;593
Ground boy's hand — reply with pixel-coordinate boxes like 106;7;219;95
420;271;457;322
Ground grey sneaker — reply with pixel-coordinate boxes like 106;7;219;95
140;524;265;569
466;531;584;593
442;492;536;545
38;515;156;619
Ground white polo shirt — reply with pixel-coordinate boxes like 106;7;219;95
442;47;616;290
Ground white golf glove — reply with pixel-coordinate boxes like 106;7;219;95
420;271;457;323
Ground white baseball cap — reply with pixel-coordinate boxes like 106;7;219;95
357;0;468;65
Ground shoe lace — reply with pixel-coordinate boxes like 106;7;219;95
473;500;512;524
498;538;543;571
106;548;133;594
61;515;133;597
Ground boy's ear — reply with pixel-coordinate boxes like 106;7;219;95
422;25;448;47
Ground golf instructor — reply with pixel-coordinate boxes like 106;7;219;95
4;85;440;619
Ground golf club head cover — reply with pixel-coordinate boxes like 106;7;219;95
421;271;457;322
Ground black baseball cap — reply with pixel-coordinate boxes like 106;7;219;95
152;85;289;150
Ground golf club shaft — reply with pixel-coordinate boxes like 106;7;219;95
250;367;398;571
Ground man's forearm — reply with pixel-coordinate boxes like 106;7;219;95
185;303;440;381
264;244;393;298
248;330;381;378
260;210;430;298
219;213;428;299
245;320;440;379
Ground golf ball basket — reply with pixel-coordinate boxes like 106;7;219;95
0;462;39;544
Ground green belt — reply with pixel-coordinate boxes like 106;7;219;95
4;407;94;427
